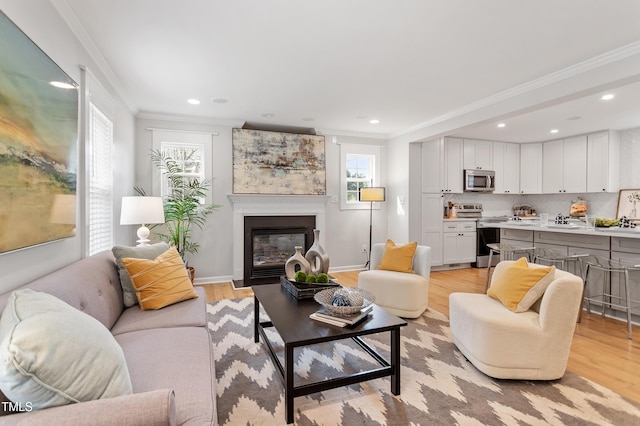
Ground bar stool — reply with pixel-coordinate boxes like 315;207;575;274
532;248;588;278
485;242;536;291
581;255;640;339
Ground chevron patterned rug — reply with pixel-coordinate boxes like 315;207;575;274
207;298;640;425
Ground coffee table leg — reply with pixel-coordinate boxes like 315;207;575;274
254;296;259;343
285;343;294;423
391;327;401;395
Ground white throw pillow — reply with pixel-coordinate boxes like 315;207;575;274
0;289;132;409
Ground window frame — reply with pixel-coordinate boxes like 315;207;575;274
340;143;382;210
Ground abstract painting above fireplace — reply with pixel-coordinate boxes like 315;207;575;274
232;129;326;195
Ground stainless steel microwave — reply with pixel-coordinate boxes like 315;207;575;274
464;169;495;192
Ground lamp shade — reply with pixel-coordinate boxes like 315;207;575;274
359;187;386;202
120;196;165;225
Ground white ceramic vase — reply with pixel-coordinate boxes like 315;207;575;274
305;229;330;275
284;246;310;280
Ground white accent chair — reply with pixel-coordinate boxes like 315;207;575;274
449;260;583;380
358;243;431;318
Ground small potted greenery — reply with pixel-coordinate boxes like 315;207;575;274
136;149;220;279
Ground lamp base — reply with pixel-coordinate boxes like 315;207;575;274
136;225;151;246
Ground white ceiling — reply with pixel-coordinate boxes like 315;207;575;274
57;0;640;142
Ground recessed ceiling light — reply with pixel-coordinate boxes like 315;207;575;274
262;113;274;118
369;119;380;124
550;129;559;134
211;98;228;104
187;98;200;105
302;117;315;122
49;81;75;89
497;123;506;128
601;94;614;101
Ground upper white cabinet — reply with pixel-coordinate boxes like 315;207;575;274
493;142;520;194
542;135;587;193
422;138;463;193
463;139;493;170
587;130;620;193
519;143;543;194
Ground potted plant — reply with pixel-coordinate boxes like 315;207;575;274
136;148;220;279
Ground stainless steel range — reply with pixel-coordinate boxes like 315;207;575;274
475;215;510;268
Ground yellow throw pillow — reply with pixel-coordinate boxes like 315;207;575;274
122;247;198;310
377;240;417;274
487;257;555;312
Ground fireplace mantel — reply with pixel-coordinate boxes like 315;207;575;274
228;194;330;280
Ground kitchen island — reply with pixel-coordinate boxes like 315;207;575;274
491;219;640;322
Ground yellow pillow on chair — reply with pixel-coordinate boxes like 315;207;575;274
377;240;417;274
487;257;555;312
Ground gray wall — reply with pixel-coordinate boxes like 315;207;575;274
134;117;389;282
0;1;136;293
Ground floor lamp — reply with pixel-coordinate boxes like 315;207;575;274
359;187;385;269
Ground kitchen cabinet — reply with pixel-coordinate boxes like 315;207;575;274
519;143;543;194
587;130;620;193
463;139;493;170
493;142;520;194
542;135;587;193
443;221;476;264
421;138;463;193
421;194;444;266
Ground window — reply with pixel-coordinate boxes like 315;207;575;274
346;154;375;203
159;142;206;202
87;103;113;255
340;143;382;210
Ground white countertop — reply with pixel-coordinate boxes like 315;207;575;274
494;221;640;239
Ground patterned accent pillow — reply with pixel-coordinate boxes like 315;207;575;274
122;247;198;310
487;257;555;312
377;239;417;274
0;289;132;409
112;242;171;307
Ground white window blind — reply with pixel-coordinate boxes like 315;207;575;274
88;103;113;255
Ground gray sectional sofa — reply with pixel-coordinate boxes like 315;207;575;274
0;251;217;425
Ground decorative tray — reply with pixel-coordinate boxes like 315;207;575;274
280;276;340;300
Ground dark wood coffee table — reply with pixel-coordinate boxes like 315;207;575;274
252;283;407;424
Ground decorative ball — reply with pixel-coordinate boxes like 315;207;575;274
316;273;329;283
305;274;317;284
294;271;307;282
331;293;351;307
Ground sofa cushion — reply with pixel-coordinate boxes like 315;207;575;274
112;243;170;307
122;247;198;310
0;289;132;410
111;286;207;335
115;327;217;425
487;258;555;312
377;240;417;273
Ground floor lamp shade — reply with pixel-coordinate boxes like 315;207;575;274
358;187;385;202
120;196;165;246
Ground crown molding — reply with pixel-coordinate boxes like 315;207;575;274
50;0;138;115
136;111;245;128
390;40;640;140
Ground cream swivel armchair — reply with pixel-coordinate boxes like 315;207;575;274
449;260;583;380
358;243;431;318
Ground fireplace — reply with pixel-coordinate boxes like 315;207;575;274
242;215;316;286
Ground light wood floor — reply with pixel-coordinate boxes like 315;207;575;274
201;268;640;405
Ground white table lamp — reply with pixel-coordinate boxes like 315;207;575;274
120;196;165;246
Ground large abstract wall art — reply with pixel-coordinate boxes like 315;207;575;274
0;12;79;253
232;129;326;195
